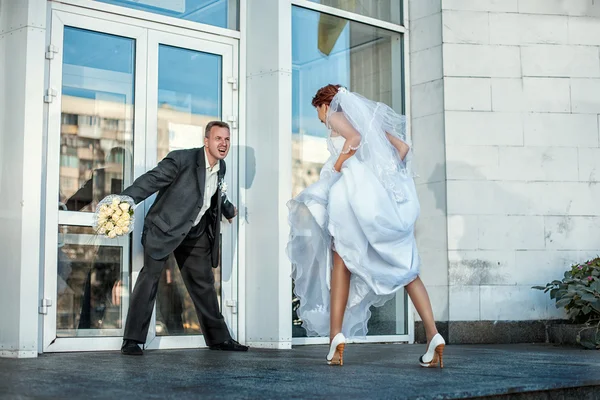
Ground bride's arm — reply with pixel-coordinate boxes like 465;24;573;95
386;132;410;161
328;113;362;172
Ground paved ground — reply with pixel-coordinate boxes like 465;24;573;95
1;343;599;399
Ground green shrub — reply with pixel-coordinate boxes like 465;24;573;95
533;257;600;349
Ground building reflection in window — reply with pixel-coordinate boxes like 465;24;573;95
57;225;127;337
291;6;407;338
56;27;135;338
59;27;135;213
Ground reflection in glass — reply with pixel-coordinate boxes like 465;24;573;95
156;45;221;160
155;254;223;336
95;0;240;30
59;27;135;212
291;7;406;337
156;256;199;335
56;28;134;338
308;0;403;25
57;226;127;337
155;45;222;336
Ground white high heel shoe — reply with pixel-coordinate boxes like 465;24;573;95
326;333;346;366
419;333;445;368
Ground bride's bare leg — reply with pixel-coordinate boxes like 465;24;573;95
330;250;351;341
405;277;438;344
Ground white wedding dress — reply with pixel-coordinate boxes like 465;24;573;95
287;94;421;338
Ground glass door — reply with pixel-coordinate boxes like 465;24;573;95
43;11;147;352
143;30;238;350
43;7;239;352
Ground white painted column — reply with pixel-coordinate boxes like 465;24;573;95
243;0;293;348
0;0;47;358
407;0;449;329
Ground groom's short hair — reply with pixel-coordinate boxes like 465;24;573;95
205;121;230;138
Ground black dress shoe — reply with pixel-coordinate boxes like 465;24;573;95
121;339;143;356
209;339;248;351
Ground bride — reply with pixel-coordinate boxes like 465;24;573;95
287;84;445;367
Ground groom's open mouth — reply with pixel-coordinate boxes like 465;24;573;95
218;147;227;156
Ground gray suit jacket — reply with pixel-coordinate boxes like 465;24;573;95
121;147;235;266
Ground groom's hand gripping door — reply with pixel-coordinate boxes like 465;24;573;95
221;196;237;224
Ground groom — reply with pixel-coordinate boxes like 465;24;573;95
120;121;248;355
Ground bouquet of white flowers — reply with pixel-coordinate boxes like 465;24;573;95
93;195;135;238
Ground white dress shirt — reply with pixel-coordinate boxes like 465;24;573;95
193;148;220;226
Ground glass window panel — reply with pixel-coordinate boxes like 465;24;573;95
156;45;221;160
59;27;135;213
95;0;239;30
57;225;129;337
155;44;222;336
291;6;406;338
307;0;403;25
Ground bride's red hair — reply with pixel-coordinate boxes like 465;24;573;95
311;84;342;108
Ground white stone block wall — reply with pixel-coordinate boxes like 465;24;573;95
441;0;600;323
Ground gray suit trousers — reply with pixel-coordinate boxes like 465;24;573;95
123;230;231;346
